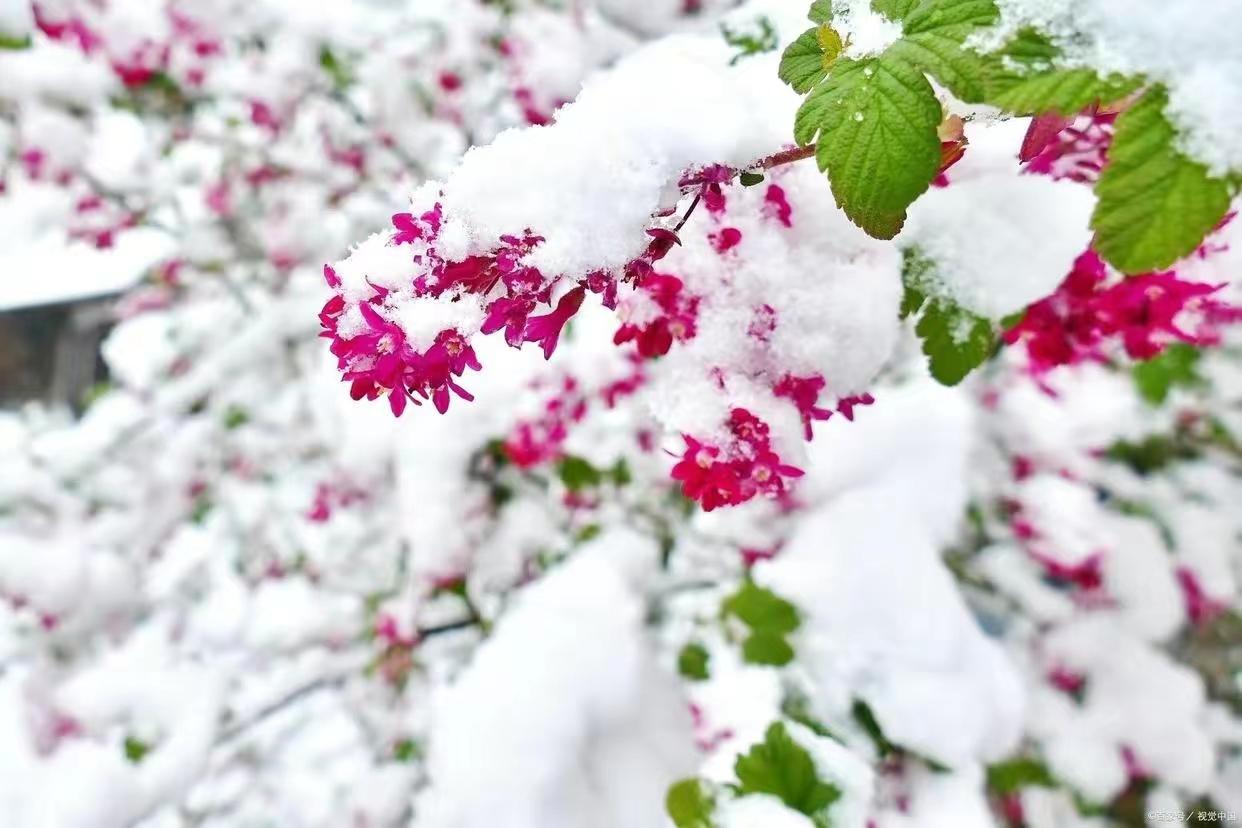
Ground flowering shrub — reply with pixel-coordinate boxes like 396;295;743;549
1;1;1240;827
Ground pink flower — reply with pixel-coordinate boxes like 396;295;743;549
614;273;699;358
1004;247;1240;374
524;286;586;359
709;227;742;254
1176;567;1228;627
672;409;803;511
762;184;793;227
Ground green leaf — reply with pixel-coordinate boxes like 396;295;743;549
887;32;988;102
724;581;800;634
901;0;999;32
780;28;831;94
1132;343;1202;404
222;405;249;430
123;736;151;764
678;642;712;681
883;0;999;102
871;0;919;22
724;581;800;667
319;46;354;89
991;68;1140;116
0;33;32;50
739;171;766;186
556;455;602;491
735;723;841;817
1106;435;1195;474
808;0;835;24
722;16;779;66
980;28;1139;115
1092;87;1234;274
393;738;422;762
798;54;942;238
851;700;895;758
914;298;997;385
986;757;1057;794
742;630;797;666
667;778;716;828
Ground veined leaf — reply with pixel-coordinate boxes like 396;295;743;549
780;27;830;94
1092;87;1234;274
798;55;941;238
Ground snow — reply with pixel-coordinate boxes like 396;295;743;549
761;380;1025;769
900;119;1095;319
414;530;696;828
0;225;173;312
989;0;1242;175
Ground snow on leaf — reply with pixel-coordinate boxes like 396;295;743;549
734;722;842;819
1092;87;1235;274
914;296;996;386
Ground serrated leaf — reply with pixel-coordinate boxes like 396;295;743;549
798;55;942;238
735;723;841;817
900;283;927;319
667;778;716;828
780;28;830;94
990;67;1140;115
871;0;919;22
1092;87;1234;274
888;30;991;102
1132;343;1202;404
678;642;712;680
901;0;999;33
915;298;996;385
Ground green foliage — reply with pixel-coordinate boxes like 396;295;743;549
886;0;999;102
0;33;31;50
739;171;766;186
393;738;422;762
666;778;716;828
735;722;842;820
1105;434;1196;475
797;55;942;238
850;699;895;758
1132;343;1203;404
982;28;1140;114
319;46;354;90
722;16;779;66
556;455;602;491
123;736;152;764
1091;87;1235;274
779;27;833;94
902;268;997;386
222;405;249;430
678;642;712;681
723;581;801;666
986;756;1057;793
915;299;996;385
783;0;1236;272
